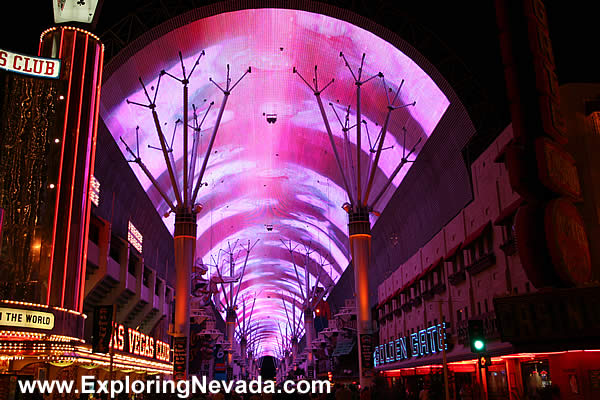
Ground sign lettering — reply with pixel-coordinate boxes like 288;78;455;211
173;336;187;381
0;307;54;330
156;340;170;362
127;327;155;358
107;322;170;362
0;49;60;79
359;334;373;369
110;323;125;351
374;322;447;367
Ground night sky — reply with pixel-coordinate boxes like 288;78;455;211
1;2;596;84
1;2;596;152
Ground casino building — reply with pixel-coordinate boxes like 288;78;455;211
372;84;600;399
0;27;176;392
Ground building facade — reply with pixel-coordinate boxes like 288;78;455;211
0;42;176;393
373;84;600;400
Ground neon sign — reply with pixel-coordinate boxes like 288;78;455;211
90;175;100;206
127;221;143;253
109;322;171;362
373;322;447;367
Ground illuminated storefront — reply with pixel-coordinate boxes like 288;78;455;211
372;3;600;397
0;23;176;395
373;121;600;399
0;300;172;395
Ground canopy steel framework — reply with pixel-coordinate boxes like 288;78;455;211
209;239;259;376
294;52;420;386
100;8;452;370
281;239;334;378
121;52;250;377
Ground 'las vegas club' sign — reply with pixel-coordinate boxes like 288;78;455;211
0;49;60;79
374;322;448;367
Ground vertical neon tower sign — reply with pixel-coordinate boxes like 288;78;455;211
39;27;104;313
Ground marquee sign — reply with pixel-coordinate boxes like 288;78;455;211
0;49;60;79
0;307;55;330
373;323;447;367
0;301;85;339
109;323;170;363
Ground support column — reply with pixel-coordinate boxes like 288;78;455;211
240;338;247;379
292;338;299;365
248;350;253;379
304;309;314;378
349;208;373;388
226;308;236;371
173;212;196;379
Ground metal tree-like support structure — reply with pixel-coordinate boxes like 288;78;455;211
281;240;334;379
245;323;268;379
234;295;259;379
121;51;250;378
294;53;420;387
275;334;288;382
278;292;306;377
210;239;259;377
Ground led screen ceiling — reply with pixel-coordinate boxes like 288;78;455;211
100;8;449;356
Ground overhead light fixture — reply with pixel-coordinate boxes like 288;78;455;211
263;113;277;124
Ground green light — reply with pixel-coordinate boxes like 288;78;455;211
473;339;485;351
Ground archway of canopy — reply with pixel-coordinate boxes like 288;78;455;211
98;3;473;357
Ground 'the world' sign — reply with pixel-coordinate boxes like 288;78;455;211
0;49;60;79
0;307;55;330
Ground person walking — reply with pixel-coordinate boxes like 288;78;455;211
418;385;430;400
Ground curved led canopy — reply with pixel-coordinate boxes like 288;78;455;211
100;8;450;357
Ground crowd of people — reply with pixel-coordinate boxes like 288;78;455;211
135;377;434;400
22;375;563;399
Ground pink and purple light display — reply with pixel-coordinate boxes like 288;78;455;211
100;8;449;356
